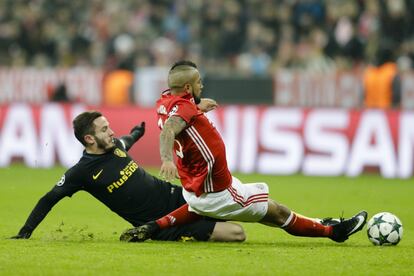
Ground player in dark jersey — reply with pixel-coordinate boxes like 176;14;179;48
11;111;245;242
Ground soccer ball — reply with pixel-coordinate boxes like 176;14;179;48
367;212;403;246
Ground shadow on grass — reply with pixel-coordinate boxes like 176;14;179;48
124;239;374;249
241;241;373;248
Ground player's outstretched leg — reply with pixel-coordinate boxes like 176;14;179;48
324;210;368;242
261;200;367;242
120;221;160;242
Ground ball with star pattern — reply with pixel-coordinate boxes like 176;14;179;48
367;212;403;246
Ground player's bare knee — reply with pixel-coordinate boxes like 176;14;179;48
276;204;291;222
231;223;246;242
262;200;291;226
210;222;246;242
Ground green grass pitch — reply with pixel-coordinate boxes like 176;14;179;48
0;165;413;275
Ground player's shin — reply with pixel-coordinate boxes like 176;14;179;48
282;212;333;237
156;203;201;229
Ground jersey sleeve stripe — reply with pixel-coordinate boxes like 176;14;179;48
119;139;126;150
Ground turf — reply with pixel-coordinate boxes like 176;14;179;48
0;165;413;275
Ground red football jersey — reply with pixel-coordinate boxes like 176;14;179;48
156;91;232;196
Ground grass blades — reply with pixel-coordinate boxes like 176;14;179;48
0;165;413;275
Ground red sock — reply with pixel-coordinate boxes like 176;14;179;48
282;212;332;237
155;203;201;229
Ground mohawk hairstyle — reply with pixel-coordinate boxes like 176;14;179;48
167;60;201;104
170;60;197;71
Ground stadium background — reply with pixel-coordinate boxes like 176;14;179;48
1;1;414;275
0;0;413;178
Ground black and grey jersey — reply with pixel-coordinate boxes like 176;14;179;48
19;138;184;235
60;139;183;224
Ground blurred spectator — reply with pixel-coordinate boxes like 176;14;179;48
50;82;70;102
363;48;397;108
303;28;335;73
237;43;272;76
392;55;413;107
103;32;135;106
103;68;134;106
0;0;412;77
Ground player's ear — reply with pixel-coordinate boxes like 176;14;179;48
84;134;95;146
184;83;192;93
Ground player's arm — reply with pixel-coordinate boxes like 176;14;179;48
11;169;82;239
10;188;67;239
159;116;187;181
119;122;145;151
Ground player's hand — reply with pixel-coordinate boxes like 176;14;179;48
198;98;218;113
160;161;180;182
10;232;31;239
130;122;145;141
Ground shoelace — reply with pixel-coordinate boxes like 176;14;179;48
320;211;346;225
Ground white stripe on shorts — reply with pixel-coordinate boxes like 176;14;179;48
227;185;268;207
182;176;269;222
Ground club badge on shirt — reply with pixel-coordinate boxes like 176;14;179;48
168;105;179;117
114;148;126;158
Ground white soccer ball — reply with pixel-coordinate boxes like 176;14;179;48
367;212;403;246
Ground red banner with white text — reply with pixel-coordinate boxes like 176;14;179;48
0;104;413;178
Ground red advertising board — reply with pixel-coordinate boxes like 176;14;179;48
0;104;413;178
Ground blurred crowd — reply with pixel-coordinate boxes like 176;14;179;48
0;0;413;77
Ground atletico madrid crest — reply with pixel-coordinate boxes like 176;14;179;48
114;148;126;158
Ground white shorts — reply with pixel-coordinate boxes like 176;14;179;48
182;176;269;222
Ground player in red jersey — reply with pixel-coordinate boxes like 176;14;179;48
120;61;367;243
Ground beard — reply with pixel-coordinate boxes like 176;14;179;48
94;136;115;152
193;95;201;104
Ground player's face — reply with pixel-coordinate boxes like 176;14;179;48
92;116;115;152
